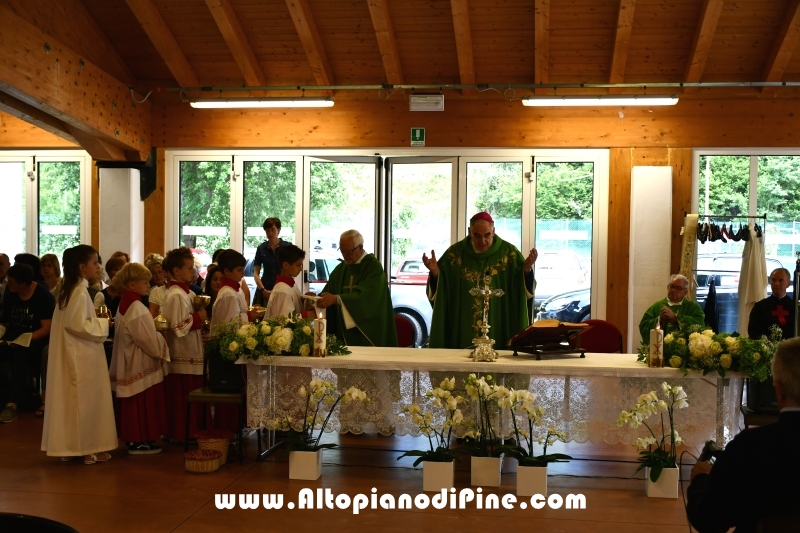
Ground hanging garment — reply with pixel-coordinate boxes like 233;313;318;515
738;227;768;336
704;276;720;332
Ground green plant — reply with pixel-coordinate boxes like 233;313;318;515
497;389;572;467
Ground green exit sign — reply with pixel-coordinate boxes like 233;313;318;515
410;127;425;146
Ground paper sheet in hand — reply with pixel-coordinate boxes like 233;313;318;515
0;331;33;348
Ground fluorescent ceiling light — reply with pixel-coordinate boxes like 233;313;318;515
521;95;679;107
409;94;444;111
189;97;334;108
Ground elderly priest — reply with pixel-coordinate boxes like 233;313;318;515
423;212;537;349
316;230;397;347
639;274;705;343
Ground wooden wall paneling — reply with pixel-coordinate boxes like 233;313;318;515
0;6;151;159
144;147;166;256
670;148;693;277
0;0;136;87
91;162;100;251
607;148;631;344
124;0;200;87
0;111;79;148
0;93;79;146
631;147;669;166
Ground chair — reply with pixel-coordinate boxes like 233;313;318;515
395;315;416;348
577;319;624;353
740;379;779;430
184;356;245;464
0;513;78;533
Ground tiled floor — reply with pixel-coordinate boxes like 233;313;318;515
0;412;700;532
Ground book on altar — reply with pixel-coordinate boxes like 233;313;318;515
530;318;589;328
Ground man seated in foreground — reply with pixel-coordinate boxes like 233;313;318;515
687;337;800;532
638;274;705;343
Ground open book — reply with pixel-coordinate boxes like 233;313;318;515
532;318;589;328
0;325;32;348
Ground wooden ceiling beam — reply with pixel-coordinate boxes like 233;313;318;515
534;0;550;95
450;0;475;95
683;0;724;95
204;0;267;88
285;0;335;91
124;0;200;87
0;91;78;145
761;0;800;94
367;0;403;86
0;5;150;160
608;0;637;94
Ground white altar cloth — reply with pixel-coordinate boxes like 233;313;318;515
243;348;744;445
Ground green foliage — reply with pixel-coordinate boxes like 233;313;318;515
757;156;800;222
535;163;594;220
243;161;297;249
470;162;523;219
179;161;231;253
697;156;749;217
38;162;81;258
309;162;348;228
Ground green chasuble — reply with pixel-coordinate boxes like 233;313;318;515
322;253;398;347
428;235;530;349
639;298;705;343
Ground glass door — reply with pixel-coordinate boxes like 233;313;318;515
0;156;32;258
302;157;381;295
385;157;457;346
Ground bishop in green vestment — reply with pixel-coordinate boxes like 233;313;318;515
639;274;705;343
423;212;538;349
317;230;398;347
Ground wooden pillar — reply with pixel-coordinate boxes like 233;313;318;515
607;148;632;344
144;147;166;256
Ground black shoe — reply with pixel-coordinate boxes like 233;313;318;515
127;441;163;455
741;224;751;241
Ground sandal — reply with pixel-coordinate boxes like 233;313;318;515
84;452;112;465
35;405;45;418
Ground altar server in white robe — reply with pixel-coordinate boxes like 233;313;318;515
162;247;206;440
109;263;170;455
210;249;251;329
42;245;118;464
264;244;316;320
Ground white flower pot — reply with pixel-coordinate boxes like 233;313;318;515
289;450;322;480
645;466;679;498
422;461;454;492
471;455;503;487
517;465;548;497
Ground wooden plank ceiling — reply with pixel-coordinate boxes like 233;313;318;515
65;0;800;95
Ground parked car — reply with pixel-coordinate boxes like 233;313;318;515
533;251;589;306
392;258;428;284
536;253;791;334
244;252;433;347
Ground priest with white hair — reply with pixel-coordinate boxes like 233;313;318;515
638;274;705;343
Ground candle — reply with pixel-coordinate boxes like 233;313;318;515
649;328;664;368
314;314;327;357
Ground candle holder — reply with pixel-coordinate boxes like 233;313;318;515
313;347;328;358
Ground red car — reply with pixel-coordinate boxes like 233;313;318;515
393;259;429;285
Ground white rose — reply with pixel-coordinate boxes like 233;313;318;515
302;326;312;335
228;341;239;352
260;324;271;335
245;337;257;350
237;325;251;337
299;344;310;357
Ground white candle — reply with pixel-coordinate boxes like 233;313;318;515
649;328;664;368
314;314;327;357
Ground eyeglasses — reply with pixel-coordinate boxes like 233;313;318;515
338;244;363;256
668;284;688;291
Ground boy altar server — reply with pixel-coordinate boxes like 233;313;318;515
264;244;316;319
109;263;170;454
163;247;207;440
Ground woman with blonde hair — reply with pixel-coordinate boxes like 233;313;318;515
109;263;170;455
40;253;63;297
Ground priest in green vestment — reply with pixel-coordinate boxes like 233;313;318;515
317;230;398;347
423;212;538;349
639;274;705;343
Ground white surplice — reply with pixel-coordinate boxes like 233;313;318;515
110;299;170;398
164;284;204;375
41;279;118;457
738;227;768;336
210;285;249;328
264;281;303;318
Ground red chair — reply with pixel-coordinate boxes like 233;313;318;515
578;319;624;353
395;315;416;348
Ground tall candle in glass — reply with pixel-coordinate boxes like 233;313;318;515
314;314;327;357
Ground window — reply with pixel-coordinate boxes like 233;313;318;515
0;161;27;258
178;160;231;260
693;151;800;334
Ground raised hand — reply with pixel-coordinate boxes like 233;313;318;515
422;250;439;278
524;248;538;272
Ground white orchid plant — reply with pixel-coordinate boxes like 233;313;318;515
273;378;368;452
496;389;572;467
616;382;689;482
462;373;505;457
397;377;465;466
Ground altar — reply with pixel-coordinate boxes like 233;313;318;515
243;347;744;446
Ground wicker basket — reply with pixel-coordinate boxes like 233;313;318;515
197;438;230;465
184;450;222;473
